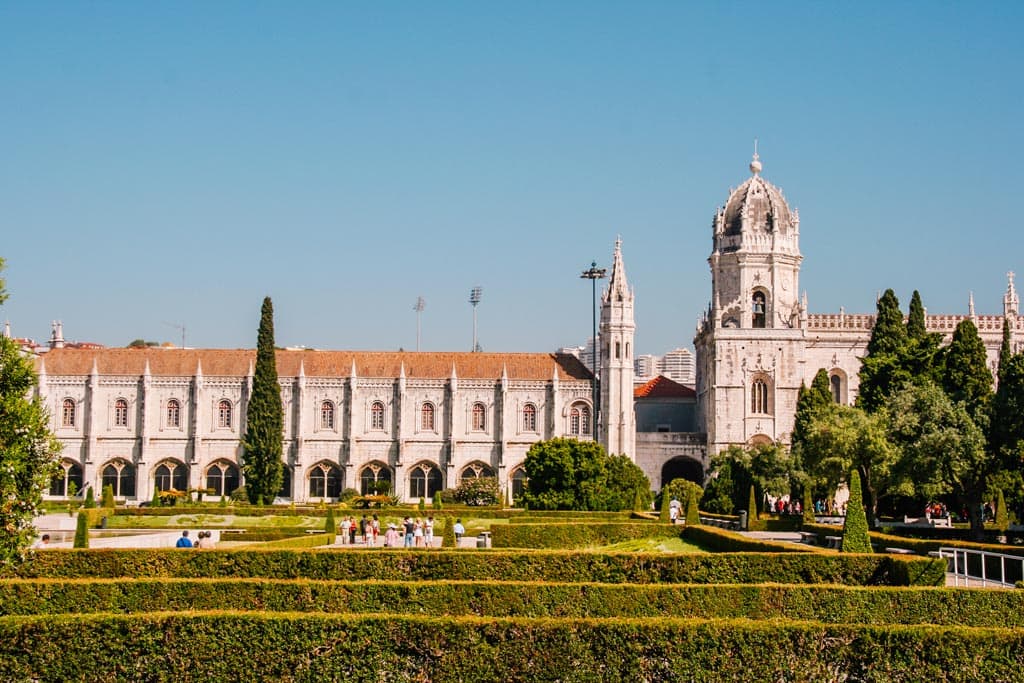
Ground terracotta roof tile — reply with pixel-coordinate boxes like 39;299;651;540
634;375;696;399
36;348;593;381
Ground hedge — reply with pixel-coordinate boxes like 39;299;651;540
1;579;1020;625
491;523;679;549
683;525;817;554
241;533;336;549
0;613;1020;681
3;549;944;585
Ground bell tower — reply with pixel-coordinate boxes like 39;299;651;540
599;238;636;458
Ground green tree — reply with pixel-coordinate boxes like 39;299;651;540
990;353;1024;469
903;291;943;381
887;381;990;537
707;444;798;515
791;370;833;458
998;317;1013;383
802;403;901;520
941;319;993;422
73;512;89;549
841;470;872;553
101;484;115;509
151;487;162;508
521;439;649;511
452;477;501;506
906;290;926;340
242;297;284;505
700;460;735;515
858;289;912;412
0;259;62;567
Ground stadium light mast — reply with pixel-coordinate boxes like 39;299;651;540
413;297;425;352
579;261;606;440
469;286;483;352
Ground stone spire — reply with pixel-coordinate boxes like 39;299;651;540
2;320;9;338
602;237;633;305
49;320;65;350
969;291;976;318
1005;271;1019;317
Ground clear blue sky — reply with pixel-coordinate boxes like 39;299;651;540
2;2;1022;355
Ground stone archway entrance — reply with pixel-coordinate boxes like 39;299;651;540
660;456;704;489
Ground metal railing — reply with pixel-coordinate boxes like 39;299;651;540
939;547;1024;588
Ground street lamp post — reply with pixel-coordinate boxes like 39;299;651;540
469;286;483;352
580;261;606;440
413;297;425;352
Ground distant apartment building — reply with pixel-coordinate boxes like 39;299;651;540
633;347;695;385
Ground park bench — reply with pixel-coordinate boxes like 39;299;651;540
885;547;916;555
797;531;819;545
825;535;842;550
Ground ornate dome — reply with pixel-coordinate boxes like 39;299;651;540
719;154;796;236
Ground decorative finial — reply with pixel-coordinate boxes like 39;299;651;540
749;138;762;175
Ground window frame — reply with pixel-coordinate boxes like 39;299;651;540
522;403;537;432
471;402;486;432
217;399;232;429
114;398;129;428
166;399;181;429
370;401;385;431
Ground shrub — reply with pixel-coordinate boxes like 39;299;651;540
418;498;426;513
339;488;360;503
230;485;247;503
453;477;501;506
84;487;95;509
324;507;336;534
151;487;162;508
842;471;872;553
442;516;456;548
491;523;680;549
659;490;671;522
803;488;815;527
73;513;89;549
996;489;1009;535
101;485;115;509
433;493;443;510
684;484;702;527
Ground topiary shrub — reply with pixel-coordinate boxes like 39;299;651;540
659;490;671;522
151;487;162;508
442;515;456;549
73;512;89;549
841;470;872;553
84;487;96;509
418;498;426;513
433;493;443;511
684;483;702;527
996;489;1009;536
325;507;336;534
803;488;815;527
101;485;115;510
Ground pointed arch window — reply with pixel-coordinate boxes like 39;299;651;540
166;399;181;429
752;291;767;328
421;402;435;431
114;399;129;428
308;461;342;499
471;402;486;432
49;460;83;496
370;401;385;430
359;462;392;495
320;401;335;430
102;460;136;497
408;462;443;499
205;461;240;497
522;403;537;432
154;461;188;492
217;400;232;429
569;402;591;436
61;399;76;428
751;379;770;414
511;468;527;502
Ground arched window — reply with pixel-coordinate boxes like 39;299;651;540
830;374;844;404
569;402;591;436
408;462;443;499
359;462;392;495
205;461;240;497
421;402;435;431
49;460;83;497
61;399;76;428
511;468;527;502
308;461;343;499
751;379;769;414
522;403;537;432
166;399;181;429
215;399;232;429
752;291;767;328
154;461;188;492
460;462;495;481
471;402;486;431
102;460;136;497
114;398;129;427
370;401;385;430
320;401;335;430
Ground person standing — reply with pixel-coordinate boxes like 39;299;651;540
424;516;435;548
340;517;351;544
403;517;415;548
453;519;465;545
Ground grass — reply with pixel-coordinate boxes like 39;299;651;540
597;537;706;553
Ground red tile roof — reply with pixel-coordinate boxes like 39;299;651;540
634;375;696;399
36;348;593;381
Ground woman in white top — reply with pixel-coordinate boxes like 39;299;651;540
413;518;424;547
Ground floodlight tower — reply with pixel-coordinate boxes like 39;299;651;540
413;297;425;352
469;286;483;352
580;261;607;440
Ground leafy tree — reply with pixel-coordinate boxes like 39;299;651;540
802;403;901;520
707;444;798;515
418;497;426;512
0;259;62;567
941;319;993;422
858;289;912;412
432;493;443;510
73;512;89;549
887;381;990;537
791;370;832;457
903;291;943;381
101;484;115;509
661;478;701;513
521;438;649;511
700;460;736;515
841;470;872;553
452;477;501;506
242;297;284;505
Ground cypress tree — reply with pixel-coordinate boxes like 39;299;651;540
858;289;910;412
791;370;833;454
990;354;1024;464
442;515;456;549
998;317;1012;383
242;297;284;505
907;290;927;340
942;319;993;421
841;471;872;553
73;512;89;549
101;484;115;509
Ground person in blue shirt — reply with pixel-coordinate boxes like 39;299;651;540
175;530;193;548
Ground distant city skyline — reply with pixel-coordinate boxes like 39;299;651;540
2;3;1022;356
